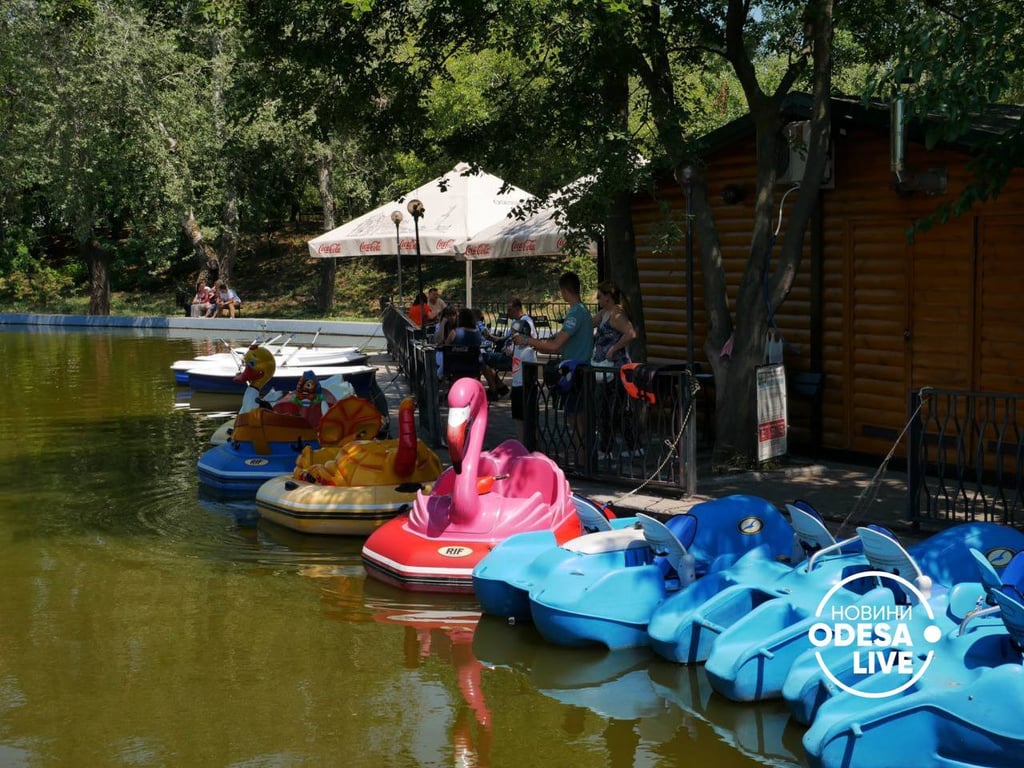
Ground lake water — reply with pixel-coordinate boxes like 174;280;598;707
0;327;804;767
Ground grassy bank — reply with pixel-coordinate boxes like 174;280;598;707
2;225;573;320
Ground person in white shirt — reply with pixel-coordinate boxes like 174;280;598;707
510;323;537;442
482;297;536;400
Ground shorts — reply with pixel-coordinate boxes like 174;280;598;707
511;386;524;420
485;350;512;371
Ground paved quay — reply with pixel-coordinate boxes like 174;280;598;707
369;352;919;541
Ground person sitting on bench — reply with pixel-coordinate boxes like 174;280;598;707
206;280;241;318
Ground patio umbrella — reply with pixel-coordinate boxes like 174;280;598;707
308;162;534;306
452;204;599;262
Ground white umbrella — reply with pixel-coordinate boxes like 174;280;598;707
453;205;598;262
308;162;534;306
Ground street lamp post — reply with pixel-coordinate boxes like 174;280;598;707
407;198;425;325
390;210;404;307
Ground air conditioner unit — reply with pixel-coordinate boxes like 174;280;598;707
776;121;834;188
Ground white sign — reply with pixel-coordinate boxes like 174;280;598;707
756;364;787;461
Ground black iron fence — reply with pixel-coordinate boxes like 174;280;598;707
380;305;699;496
907;387;1024;525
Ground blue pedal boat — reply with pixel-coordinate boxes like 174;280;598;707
783;547;1008;725
701;522;1024;703
646;502;866;665
472;495;638;622
527;495;794;650
801;549;1024;768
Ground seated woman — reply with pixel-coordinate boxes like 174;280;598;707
408;292;429;329
190;280;215;318
436;307;483;380
207;280;242;318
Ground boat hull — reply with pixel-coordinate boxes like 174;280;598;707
187;361;373;395
255;475;427;536
197;441;312;497
525;495;795;651
361;504;584;594
172;347;367;386
472;497;636;622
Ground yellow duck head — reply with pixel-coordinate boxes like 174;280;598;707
233;345;277;390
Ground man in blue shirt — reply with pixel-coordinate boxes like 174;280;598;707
513;272;593;464
514;272;592;364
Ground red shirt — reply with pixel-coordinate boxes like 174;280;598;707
408;303;426;327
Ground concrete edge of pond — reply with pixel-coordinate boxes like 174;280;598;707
0;312;387;350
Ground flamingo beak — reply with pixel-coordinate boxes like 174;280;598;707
446;405;470;474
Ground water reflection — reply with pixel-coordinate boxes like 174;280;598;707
0;328;799;768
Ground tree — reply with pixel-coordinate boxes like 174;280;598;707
872;0;1024;228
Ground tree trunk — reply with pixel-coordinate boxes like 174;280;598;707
601;63;645;360
316;147;337;312
182;209;220;284
86;238;111;316
220;185;239;284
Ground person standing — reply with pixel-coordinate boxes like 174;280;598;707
591;281;640;459
513;272;593;463
514;272;592;364
509;324;537;442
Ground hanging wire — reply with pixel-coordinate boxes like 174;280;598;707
834;395;926;537
763;183;802;357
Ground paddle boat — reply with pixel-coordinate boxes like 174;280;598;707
801;548;1024;768
472;495;632;622
255;397;444;536
783;544;1011;725
647;503;899;666
699;521;1024;703
171;334;366;385
186;358;373;396
197;347;384;497
526;495;795;650
361;377;581;593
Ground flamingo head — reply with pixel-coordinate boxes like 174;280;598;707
233;345;276;388
445;378;487;474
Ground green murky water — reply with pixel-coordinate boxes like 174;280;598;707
0;328;803;767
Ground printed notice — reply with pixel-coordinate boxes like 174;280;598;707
756;364;787;461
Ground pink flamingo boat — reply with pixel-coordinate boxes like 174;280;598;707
361;378;582;593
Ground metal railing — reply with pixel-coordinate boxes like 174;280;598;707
521;362;698;496
907;387;1024;525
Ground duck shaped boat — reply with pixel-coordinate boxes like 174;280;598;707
360;378;580;593
255;397;444;536
198;347;384;497
801;548;1024;768
526;495;795;650
699;521;1024;703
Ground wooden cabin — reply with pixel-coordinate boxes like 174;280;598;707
632;95;1024;461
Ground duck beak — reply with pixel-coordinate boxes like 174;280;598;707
446;405;470;473
233;364;260;385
